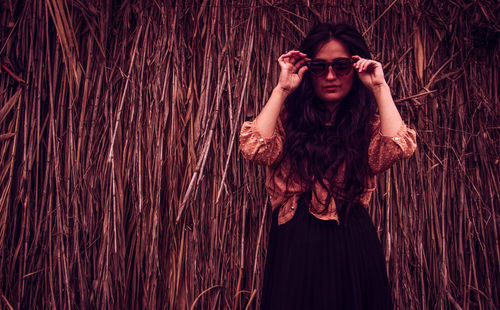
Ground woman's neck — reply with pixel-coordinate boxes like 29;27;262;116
324;102;339;125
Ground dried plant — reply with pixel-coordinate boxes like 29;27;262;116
0;0;498;309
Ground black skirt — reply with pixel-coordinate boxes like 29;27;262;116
260;192;393;310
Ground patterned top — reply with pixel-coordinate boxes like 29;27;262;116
239;109;417;225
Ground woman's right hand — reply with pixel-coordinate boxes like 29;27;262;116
277;50;309;94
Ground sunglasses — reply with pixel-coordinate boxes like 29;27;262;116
306;57;355;77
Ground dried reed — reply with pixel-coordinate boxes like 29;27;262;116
0;0;498;309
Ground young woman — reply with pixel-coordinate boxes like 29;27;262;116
239;23;417;309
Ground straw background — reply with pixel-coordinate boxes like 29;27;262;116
0;0;499;309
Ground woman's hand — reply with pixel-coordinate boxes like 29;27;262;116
352;55;387;92
277;50;310;94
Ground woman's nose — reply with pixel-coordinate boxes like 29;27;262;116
325;66;336;80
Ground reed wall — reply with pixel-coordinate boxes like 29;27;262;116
0;0;498;309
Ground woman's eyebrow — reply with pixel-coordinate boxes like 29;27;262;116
312;57;351;61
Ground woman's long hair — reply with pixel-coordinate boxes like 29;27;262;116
277;23;377;219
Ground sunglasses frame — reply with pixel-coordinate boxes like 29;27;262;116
306;57;356;77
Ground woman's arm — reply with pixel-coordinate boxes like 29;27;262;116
239;51;308;165
352;56;417;173
371;83;403;136
253;50;309;138
253;87;289;138
352;56;402;136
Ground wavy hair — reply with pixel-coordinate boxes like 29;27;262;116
276;23;377;219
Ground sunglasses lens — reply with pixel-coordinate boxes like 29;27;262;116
308;58;352;76
332;59;352;75
309;61;327;76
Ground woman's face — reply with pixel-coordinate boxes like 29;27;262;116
310;39;354;107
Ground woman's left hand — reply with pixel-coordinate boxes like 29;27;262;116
351;55;387;91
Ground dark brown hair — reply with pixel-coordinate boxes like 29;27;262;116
277;23;377;219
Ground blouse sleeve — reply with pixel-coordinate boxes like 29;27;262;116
239;112;286;166
368;115;417;174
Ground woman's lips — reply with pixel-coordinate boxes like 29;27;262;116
324;85;340;91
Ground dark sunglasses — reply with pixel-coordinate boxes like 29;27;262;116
307;57;355;77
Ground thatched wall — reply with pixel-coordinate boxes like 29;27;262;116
0;0;498;309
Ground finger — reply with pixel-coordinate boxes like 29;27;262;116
361;60;370;72
355;59;366;72
283;50;299;58
351;55;362;63
359;60;372;72
297;64;308;79
352;56;375;72
352;57;363;70
291;51;307;58
279;51;295;63
283;52;299;64
292;54;310;66
279;51;307;69
278;57;293;71
289;55;300;65
286;50;304;55
288;51;307;60
294;57;308;69
289;52;307;65
278;53;295;64
278;55;286;67
363;60;376;72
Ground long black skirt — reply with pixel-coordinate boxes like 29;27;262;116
260;192;393;310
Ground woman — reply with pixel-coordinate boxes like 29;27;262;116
239;23;416;309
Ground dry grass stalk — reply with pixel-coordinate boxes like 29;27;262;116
0;0;498;309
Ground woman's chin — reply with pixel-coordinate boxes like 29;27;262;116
319;94;344;105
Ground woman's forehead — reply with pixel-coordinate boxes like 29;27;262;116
314;39;350;60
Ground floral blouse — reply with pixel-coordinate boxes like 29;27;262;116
239;109;417;225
